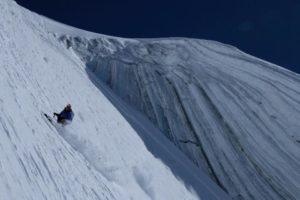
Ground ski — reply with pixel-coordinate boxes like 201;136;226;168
43;113;53;123
41;112;58;132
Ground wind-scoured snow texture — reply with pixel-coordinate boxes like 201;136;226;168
0;1;122;199
53;28;300;199
0;0;230;199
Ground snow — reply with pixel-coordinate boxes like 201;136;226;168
2;0;300;199
37;10;300;200
0;0;230;200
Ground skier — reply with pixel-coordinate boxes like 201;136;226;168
53;104;74;124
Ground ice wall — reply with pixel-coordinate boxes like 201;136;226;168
57;34;300;200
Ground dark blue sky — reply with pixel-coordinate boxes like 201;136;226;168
16;0;300;73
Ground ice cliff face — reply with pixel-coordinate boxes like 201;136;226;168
52;26;300;199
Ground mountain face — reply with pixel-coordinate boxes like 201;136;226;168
0;1;229;200
52;24;300;200
1;0;299;200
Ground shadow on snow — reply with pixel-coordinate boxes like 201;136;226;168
85;67;228;200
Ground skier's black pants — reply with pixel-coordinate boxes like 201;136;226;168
54;113;64;123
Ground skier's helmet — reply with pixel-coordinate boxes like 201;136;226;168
66;104;72;110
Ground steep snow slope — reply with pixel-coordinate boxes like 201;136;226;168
27;8;300;200
0;1;230;200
